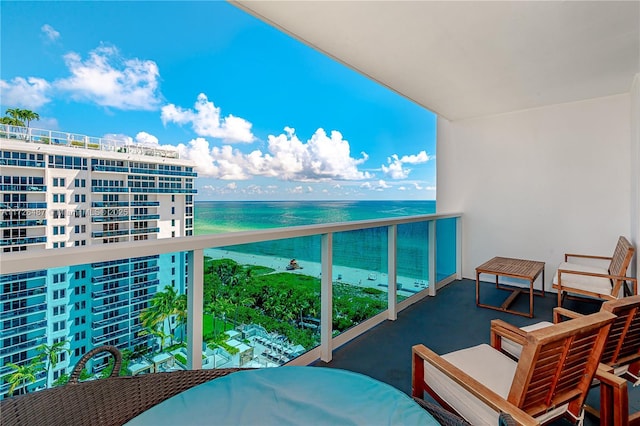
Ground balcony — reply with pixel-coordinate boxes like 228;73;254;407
129;227;160;235
1;213;461;366
0;185;46;192
0;202;47;210
0;287;46;301
0;236;46;247
0;220;46;228
0;303;47;320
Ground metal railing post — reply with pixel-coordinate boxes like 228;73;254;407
428;220;436;296
320;233;333;362
387;225;397;320
186;249;203;370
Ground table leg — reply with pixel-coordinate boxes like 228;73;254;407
529;278;534;318
475;271;480;306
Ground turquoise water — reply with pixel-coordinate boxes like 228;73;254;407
194;200;438;279
195;200;436;234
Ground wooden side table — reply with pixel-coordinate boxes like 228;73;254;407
476;257;545;318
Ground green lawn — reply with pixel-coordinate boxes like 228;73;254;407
202;314;234;336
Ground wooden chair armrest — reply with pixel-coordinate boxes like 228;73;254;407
595;365;628;390
564;253;612;262
552;307;582;323
412;345;540;426
557;269;634;282
490;319;527;350
597;363;615;374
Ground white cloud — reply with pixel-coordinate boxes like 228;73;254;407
55;45;161;110
176;128;372;182
161;93;255;143
360;180;390;192
381;150;430;179
0;77;51;109
135;131;159;146
101;133;132;146
41;24;60;42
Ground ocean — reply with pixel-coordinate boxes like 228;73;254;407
194;200;439;280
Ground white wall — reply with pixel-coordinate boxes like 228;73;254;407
631;74;640;276
437;94;632;287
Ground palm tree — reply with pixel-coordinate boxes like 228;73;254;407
204;300;218;337
216;298;233;333
232;295;255;327
174;294;187;342
0;116;22;126
139;324;170;351
18;109;40;129
37;340;70;388
140;285;180;347
4;108;25;126
4;360;43;396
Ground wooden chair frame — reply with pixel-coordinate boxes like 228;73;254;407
553;236;637;307
413;311;616;426
549;296;640;426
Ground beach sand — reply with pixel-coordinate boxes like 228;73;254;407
204;248;428;296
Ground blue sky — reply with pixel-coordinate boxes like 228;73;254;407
1;1;437;201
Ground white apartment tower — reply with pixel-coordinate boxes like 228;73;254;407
0;126;196;397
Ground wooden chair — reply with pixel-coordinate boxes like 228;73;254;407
412;311;615;425
553;236;637;307
498;295;640;426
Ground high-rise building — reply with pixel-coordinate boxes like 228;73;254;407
0;126;196;397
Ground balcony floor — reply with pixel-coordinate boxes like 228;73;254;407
315;279;640;425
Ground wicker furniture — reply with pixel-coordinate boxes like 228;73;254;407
497;295;640;426
0;346;243;426
412;311;616;425
553;236;637;307
476;257;545;318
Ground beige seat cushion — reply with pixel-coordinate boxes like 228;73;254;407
554;261;618;296
424;344;567;425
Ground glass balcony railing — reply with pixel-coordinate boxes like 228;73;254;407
0;212;461;397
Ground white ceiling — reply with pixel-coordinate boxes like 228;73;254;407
232;1;640;121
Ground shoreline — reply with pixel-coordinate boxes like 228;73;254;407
204;248;428;296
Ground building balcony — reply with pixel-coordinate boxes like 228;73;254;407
0;185;46;192
0;220;46;228
91;187;128;193
1;213;461;368
91;201;130;208
131;278;159;290
0;303;47;320
91;271;129;284
92;313;129;329
0;287;46;301
0;236;46;247
129;228;160;235
0;336;46;356
0;319;47;338
91;300;129;314
91;165;129;173
130;201;160;207
91;286;129;299
130;214;160;221
91;230;129;238
91;216;130;223
0;202;47;210
91;329;129;345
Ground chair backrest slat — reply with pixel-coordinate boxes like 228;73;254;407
600;296;640;367
609;236;634;278
508;311;615;419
